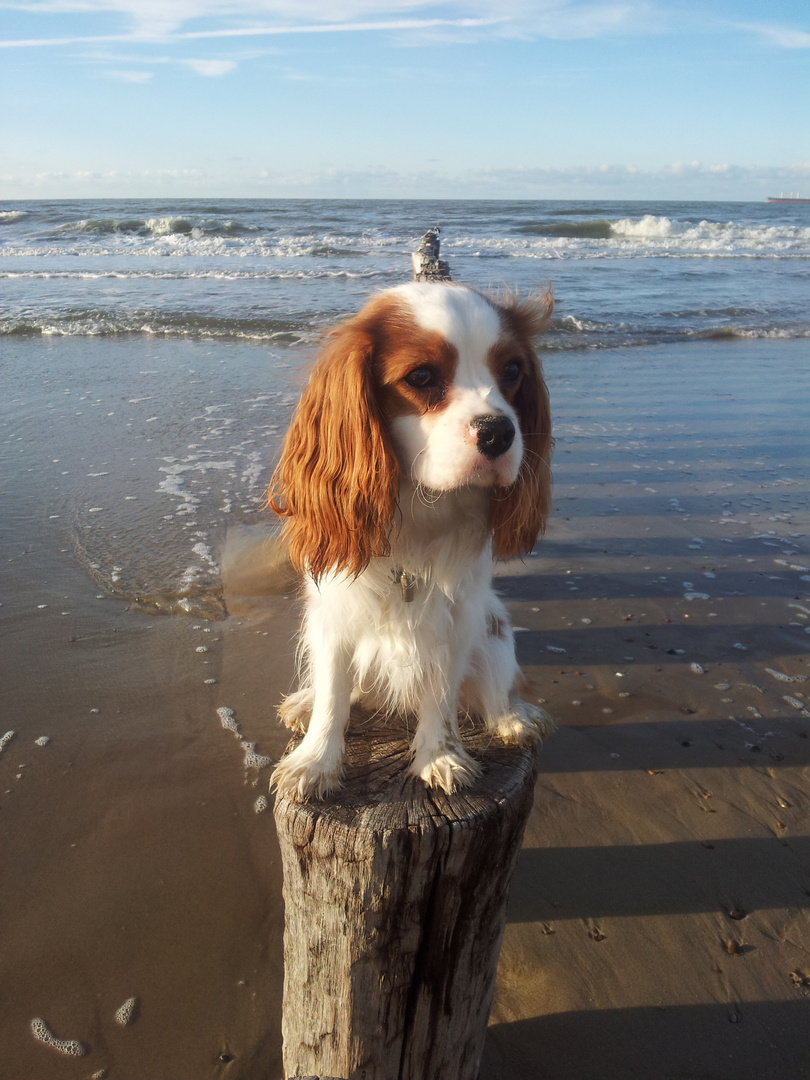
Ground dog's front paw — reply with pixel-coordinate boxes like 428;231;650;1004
277;687;314;733
408;744;482;794
270;743;343;801
494;698;556;746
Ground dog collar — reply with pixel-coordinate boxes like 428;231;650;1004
391;567;418;603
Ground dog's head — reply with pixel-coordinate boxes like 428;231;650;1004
269;283;553;579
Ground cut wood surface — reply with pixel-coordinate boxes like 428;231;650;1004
274;711;539;1080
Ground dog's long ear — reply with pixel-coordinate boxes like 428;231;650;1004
268;319;399;580
490;289;554;561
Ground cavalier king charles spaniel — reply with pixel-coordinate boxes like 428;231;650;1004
269;281;554;801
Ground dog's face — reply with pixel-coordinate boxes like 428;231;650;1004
376;284;528;491
269;282;553;579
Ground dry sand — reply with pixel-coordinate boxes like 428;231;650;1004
1;338;809;1080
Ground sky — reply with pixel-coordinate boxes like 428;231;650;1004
1;0;808;201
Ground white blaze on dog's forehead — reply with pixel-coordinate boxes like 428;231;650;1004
388;283;501;359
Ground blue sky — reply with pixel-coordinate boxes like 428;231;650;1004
1;0;808;200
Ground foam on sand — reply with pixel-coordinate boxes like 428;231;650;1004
30;1018;87;1056
217;706;240;736
217;706;273;770
114;997;138;1026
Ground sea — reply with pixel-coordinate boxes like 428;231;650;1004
2;198;809;348
2;198;809;620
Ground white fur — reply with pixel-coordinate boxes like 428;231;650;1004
270;285;552;801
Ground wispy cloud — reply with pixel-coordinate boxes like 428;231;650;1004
0;15;506;48
110;69;154;82
78;49;241;78
497;2;662;41
182;57;236;75
9;159;810;200
738;22;810;49
0;1;665;48
12;1;807;52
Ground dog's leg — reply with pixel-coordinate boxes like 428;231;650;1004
494;691;556;745
407;631;483;795
270;640;352;801
279;684;364;733
408;692;482;794
464;600;555;746
278;686;314;732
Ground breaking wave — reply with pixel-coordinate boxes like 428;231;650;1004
509;214;810;256
0;309;312;342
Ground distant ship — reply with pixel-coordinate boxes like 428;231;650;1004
767;194;810;204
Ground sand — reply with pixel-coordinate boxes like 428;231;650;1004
1;338;809;1080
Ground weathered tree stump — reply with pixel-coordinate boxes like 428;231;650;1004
411;227;451;282
274;712;538;1080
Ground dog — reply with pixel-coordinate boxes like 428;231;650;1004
268;281;554;801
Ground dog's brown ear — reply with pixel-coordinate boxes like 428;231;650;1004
268;319;399;580
490;289;554;560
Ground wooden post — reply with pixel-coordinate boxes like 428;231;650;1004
274;712;538;1080
411;228;451;282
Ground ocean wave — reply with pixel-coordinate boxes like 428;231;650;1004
3;200;807;360
4;212;809;261
53;215;231;238
610;214;810;253
495;215;810;257
611;214;676;238
516;219;615;240
0;232;398;260
540;317;810;351
4;303;807;348
691;324;810;342
0;209;27;223
39;215;399;248
549;314;607;334
0;266;379;282
0;309;313;343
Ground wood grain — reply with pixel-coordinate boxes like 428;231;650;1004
274;711;538;1080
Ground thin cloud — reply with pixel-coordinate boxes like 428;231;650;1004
496;2;661;41
80;50;239;77
110;68;154;81
0;16;507;48
9;159;809;199
182;57;236;75
738;22;810;49
0;1;664;48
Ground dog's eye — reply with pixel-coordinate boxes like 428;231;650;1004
404;366;439;389
501;361;522;384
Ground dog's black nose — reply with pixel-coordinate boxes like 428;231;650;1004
472;414;516;460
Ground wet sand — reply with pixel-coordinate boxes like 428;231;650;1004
2;338;809;1079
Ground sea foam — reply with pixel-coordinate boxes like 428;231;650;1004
30;1018;86;1056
